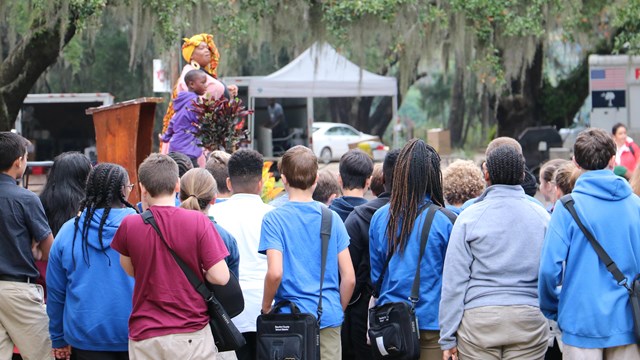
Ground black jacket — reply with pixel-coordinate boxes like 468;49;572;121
343;192;391;302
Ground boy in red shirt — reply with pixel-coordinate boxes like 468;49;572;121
111;153;230;359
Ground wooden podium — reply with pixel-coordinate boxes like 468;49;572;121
86;97;163;204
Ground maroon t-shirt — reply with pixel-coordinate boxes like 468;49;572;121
111;206;229;341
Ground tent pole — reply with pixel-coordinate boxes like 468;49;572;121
392;95;399;149
249;97;255;150
307;97;314;148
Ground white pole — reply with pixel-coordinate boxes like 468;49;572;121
307;97;314;148
392;95;399;149
249;97;255;150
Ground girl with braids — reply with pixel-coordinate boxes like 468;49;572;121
46;163;138;360
179;168;240;278
369;139;455;360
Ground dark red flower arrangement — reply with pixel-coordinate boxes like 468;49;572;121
191;97;253;152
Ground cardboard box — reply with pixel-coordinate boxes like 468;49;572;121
427;129;451;155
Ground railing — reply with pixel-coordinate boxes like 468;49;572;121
22;161;54;189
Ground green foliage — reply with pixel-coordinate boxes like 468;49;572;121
613;0;640;53
192;97;252;152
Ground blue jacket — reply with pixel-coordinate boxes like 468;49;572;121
208;216;240;279
539;169;640;348
47;208;136;351
369;198;454;330
161;91;202;158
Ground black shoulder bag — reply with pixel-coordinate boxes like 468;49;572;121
141;210;246;351
561;194;640;340
256;205;333;360
369;204;454;360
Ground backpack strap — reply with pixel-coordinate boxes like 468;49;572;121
373;204;455;300
560;194;629;290
317;205;332;324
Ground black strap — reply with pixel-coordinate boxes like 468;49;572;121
409;205;438;303
373;204;454;303
560;195;629;289
318;205;332;324
141;211;212;301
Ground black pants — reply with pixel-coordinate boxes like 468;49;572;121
235;332;256;360
70;349;129;360
342;293;372;360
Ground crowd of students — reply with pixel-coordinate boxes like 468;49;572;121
2;126;640;360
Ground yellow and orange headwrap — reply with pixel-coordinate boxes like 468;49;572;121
181;33;220;77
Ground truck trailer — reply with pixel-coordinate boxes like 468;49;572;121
589;55;640;133
15;93;114;161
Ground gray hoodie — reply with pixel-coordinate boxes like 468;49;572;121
438;185;550;350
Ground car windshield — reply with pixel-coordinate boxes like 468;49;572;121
312;126;320;133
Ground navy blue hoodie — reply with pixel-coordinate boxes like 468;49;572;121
329;196;368;222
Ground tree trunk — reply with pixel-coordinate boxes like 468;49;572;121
449;53;465;147
0;17;78;131
495;44;545;138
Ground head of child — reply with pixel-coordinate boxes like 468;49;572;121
386;139;444;253
279;145;318;196
574;128;616;171
442;159;485;208
138;153;180;205
179;168;217;213
382;149;401;194
483;145;525;186
205;151;231;197
554;161;579;198
227;149;263;195
369;164;384;197
168;152;194;177
538;159;568;203
185;69;208;96
338;149;374;195
73;163;136;266
312;171;341;205
0;132;30;179
485;136;523;157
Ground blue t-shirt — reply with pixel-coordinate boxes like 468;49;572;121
259;201;349;329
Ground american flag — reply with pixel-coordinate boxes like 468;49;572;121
590;68;627;91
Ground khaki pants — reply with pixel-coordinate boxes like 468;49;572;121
420;330;441;360
320;326;341;360
457;305;548;360
563;343;640;360
0;281;52;360
129;324;216;360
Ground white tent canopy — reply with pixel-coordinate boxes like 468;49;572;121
248;43;398;155
249;42;398;98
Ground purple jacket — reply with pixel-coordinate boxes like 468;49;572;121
161;92;202;158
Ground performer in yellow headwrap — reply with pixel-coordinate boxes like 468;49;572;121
160;33;238;158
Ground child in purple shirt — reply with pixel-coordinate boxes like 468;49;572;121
161;70;207;166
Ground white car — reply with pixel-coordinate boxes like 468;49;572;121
311;122;380;163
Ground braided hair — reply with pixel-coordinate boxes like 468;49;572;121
386;139;444;253
72;163;137;267
485;146;525;185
